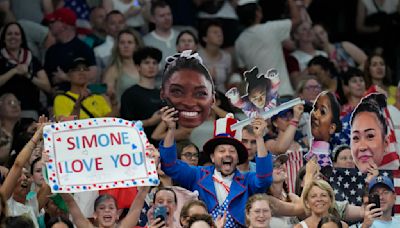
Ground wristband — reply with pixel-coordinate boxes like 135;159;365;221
289;119;299;127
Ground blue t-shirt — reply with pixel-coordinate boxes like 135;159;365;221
371;217;400;228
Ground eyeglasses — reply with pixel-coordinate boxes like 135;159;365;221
371;190;393;197
304;85;322;91
181;152;199;159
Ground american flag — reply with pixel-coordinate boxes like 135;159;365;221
285;148;304;193
329;168;400;216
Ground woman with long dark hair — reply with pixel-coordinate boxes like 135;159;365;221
0;22;51;119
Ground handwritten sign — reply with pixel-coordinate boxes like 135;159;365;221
43;118;159;193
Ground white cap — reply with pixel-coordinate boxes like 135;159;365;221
238;0;257;6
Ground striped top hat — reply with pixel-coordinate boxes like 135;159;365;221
203;114;248;164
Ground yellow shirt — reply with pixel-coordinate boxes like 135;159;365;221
387;85;397;105
54;91;112;119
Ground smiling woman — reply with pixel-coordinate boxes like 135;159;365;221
161;50;215;128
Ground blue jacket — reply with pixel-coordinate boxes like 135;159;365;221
159;142;273;226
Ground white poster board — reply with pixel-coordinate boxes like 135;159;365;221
43;118;159;193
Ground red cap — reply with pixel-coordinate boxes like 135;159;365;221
44;8;77;26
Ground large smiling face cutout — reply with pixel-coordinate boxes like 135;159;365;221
161;69;214;128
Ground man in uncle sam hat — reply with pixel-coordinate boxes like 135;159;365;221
158;106;273;227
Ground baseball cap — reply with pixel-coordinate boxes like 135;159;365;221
44;8;77;26
67;57;89;72
368;176;395;193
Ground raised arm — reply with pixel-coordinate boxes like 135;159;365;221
0;116;46;200
265;104;304;154
288;0;302;28
61;193;94;228
119;186;150;228
252;117;268;158
161;106;179;148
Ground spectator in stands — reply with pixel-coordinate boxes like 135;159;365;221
245;194;272;228
312;23;367;73
297;76;323;104
120;47;163;144
5;216;35;228
317;215;345;228
53;57;117;120
295;179;348;228
235;0;301;97
159;106;273;227
362;176;400;227
0;116;47;228
94;10;126;77
18;19;56;62
0;0;53;24
147;187;179;227
103;0;149;32
103;29;142;104
143;0;178;68
0;93;20;165
176;30;199;53
307;56;340;95
363;53;397;105
44;8;97;92
350;93;399;172
332;144;355;169
0;22;51;120
340;67;366;118
177;140;200;166
266;104;304;192
46;216;74;228
356;0;400;76
61;192;145;228
268;154;301;227
82;6;107;48
237;125;258;173
291;21;328;72
179;200;208;227
187;214;216;228
198;20;232;93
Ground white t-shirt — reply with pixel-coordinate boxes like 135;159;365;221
235;19;294;96
290;49;328;72
371;217;400;227
7;197;39;228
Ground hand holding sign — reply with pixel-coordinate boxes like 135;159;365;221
43;118;159;193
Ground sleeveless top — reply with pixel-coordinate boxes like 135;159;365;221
112;0;145;27
116;71;139;102
299;221;309;228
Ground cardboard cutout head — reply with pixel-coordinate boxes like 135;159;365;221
161;50;215;128
225;67;280;117
310;91;341;142
350;93;391;173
